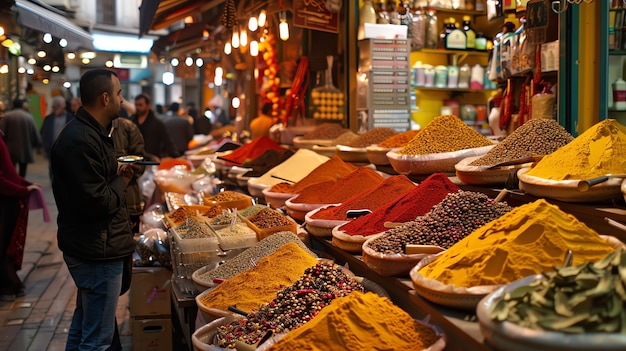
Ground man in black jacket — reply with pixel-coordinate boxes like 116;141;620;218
130;93;177;160
51;69;137;351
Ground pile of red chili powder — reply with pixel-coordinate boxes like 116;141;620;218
337;173;459;237
269;155;357;194
311;175;416;221
218;135;285;166
290;167;384;205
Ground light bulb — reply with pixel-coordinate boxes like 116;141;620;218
196;58;204;67
214;75;223;87
202;29;209;40
258;10;267;27
215;66;223;77
52;65;60;72
171;57;179;67
59;38;67;47
63;81;71;88
17;67;25;74
28;57;36;65
162;71;174;85
279;20;289;41
232;31;239;48
43;64;51;71
66;52;76;60
231;97;240;109
43;33;52;43
185;56;193;66
37;50;46;58
250;40;258;57
105;60;113;68
248;17;258;32
224;42;232;55
240;29;248;47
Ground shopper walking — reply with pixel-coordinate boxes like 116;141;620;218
41;96;73;179
130;93;177;160
0;129;41;301
51;69;137;351
0;98;41;177
163;102;194;156
69;97;82;115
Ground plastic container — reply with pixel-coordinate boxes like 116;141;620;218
213;223;258;250
613;78;626;110
240;210;298;241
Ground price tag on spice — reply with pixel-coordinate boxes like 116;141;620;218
526;0;550;45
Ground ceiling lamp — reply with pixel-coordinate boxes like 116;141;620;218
105;60;114;68
258;10;267;27
185;56;193;66
202;29;209;40
248;17;258;32
66;52;76;60
52;65;60;72
59;38;67;48
162;64;174;85
43;64;51;71
279;12;289;41
171;57;179;67
63;81;71;88
37;50;46;58
250;40;258;57
196;58;204;67
43;33;52;43
232;29;240;49
28;57;36;65
224;41;232;55
17;66;25;74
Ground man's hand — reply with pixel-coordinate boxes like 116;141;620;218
118;163;135;185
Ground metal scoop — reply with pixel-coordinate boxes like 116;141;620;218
576;174;626;192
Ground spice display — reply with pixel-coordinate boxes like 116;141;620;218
254;149;329;187
165;205;222;227
206;190;249;202
215;262;364;348
489;250;626;333
290;167;384;204
173;216;214;239
332;131;359;145
218;135;285;166
242;149;295;178
248;207;293;228
419;199;616;287
198;242;318;312
302;123;349;140
214;223;254;238
378;129;421;148
267;291;440;351
470;118;573;167
197;232;315;283
238;204;269;218
208;210;241;226
269;155;357;193
526;119;626;180
344;127;398;148
339;173;459;237
311;175;416;220
398;114;493;155
367;190;512;253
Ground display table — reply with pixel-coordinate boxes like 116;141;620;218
170;275;198;351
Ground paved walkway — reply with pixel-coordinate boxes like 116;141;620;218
0;153;132;351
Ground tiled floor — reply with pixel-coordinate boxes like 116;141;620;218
0;154;132;351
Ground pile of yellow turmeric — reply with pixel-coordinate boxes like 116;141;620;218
198;242;318;312
419;199;616;287
267;291;439;351
526;119;626;180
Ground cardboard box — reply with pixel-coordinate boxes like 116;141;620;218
130;267;172;317
132;318;172;351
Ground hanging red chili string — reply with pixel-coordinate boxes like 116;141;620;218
285;57;310;124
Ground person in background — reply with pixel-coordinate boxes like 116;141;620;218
41;96;73;179
250;101;276;140
195;108;213;135
69;97;82;115
51;69;137;351
208;94;229;128
0;99;41;177
0;129;41;301
130;93;177;160
26;82;46;131
111;117;145;234
162;102;194;156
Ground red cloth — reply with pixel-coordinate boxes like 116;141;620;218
6;199;28;269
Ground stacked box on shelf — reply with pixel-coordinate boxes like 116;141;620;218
169;217;224;294
358;38;411;132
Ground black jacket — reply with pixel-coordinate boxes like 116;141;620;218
51;107;135;261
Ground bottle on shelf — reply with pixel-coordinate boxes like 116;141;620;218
376;0;389;24
458;63;471;88
387;0;401;24
446;18;467;50
462;16;476;50
475;32;487;51
424;8;438;49
438;18;452;49
613;78;626;110
410;7;425;51
359;0;377;40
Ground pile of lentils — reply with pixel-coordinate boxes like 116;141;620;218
206;190;249;202
215;261;364;348
197;232;315;284
398;115;493;155
367;190;513;254
302;123;349;140
469;118;574;167
173;216;214;239
345;127;398;148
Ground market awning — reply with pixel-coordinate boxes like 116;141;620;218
138;0;225;37
15;0;93;50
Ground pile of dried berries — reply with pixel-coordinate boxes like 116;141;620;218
367;190;512;254
215;262;364;348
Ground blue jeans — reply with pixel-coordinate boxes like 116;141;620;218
64;255;123;351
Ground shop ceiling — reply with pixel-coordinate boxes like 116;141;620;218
140;0;283;59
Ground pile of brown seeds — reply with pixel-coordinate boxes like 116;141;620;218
302;123;349;140
215;261;364;348
470;118;574;167
366;190;512;254
398;115;492;155
345;127;398;148
173;217;214;239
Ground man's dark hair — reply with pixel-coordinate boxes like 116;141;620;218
261;101;273;116
169;102;180;112
80;69;117;106
135;93;151;105
12;98;24;109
